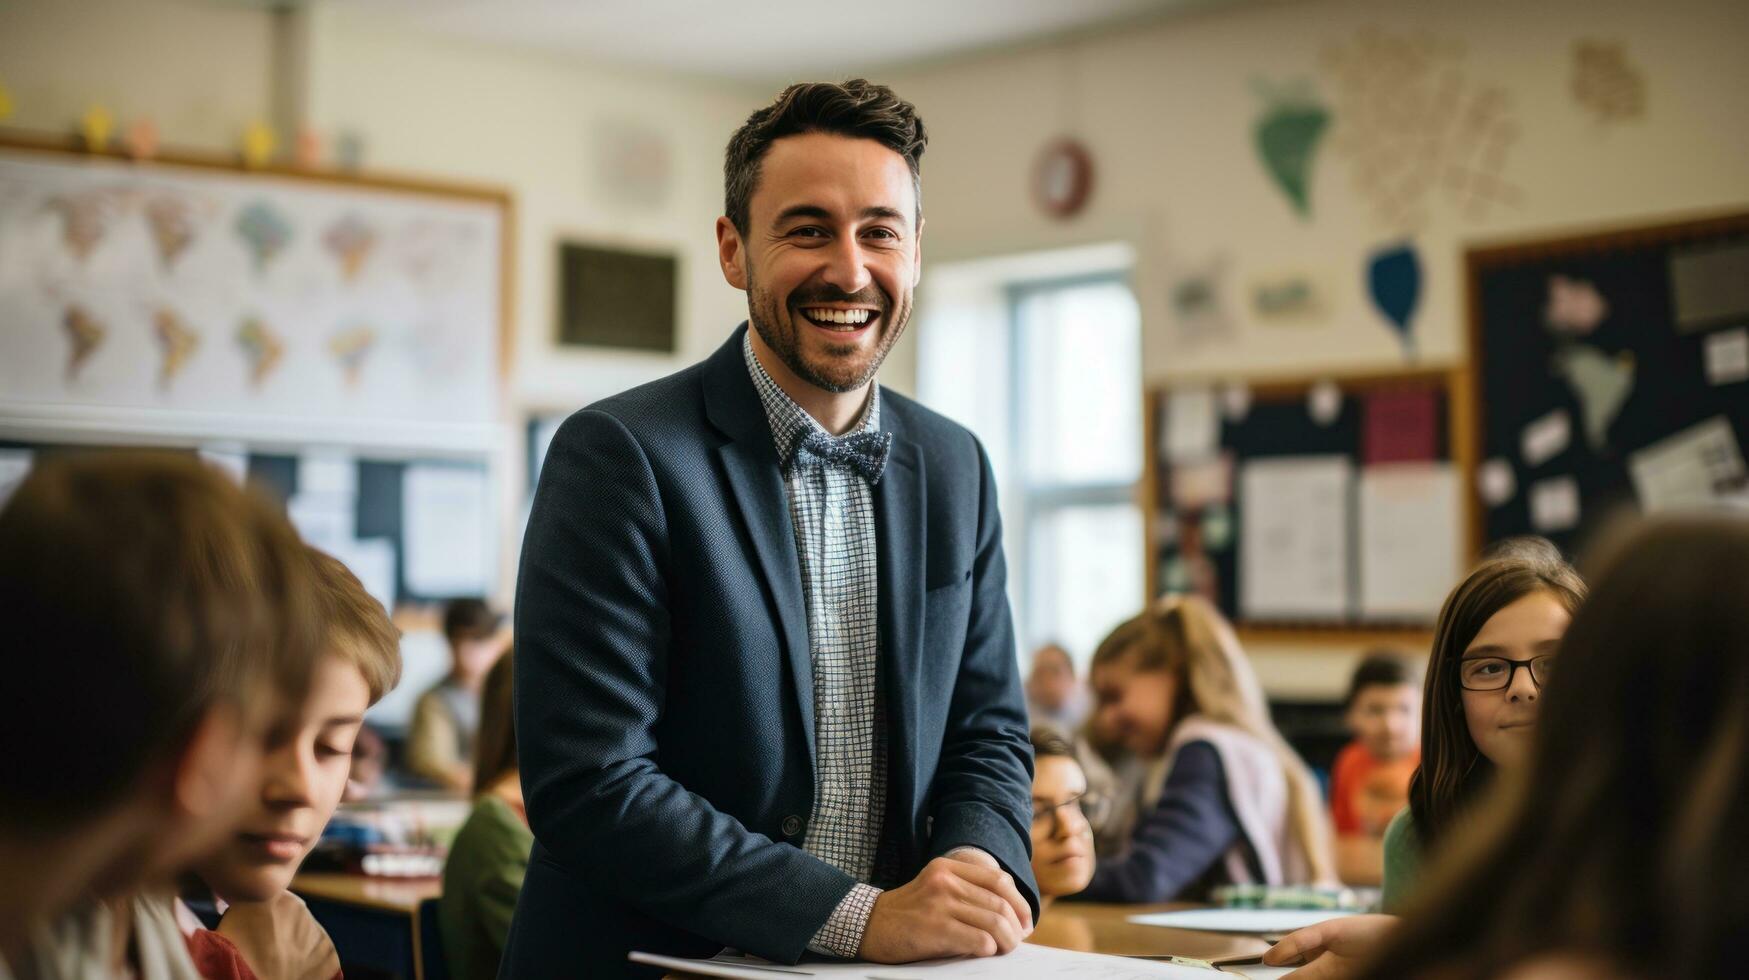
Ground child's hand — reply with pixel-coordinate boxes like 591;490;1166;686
216;892;340;980
1263;913;1398;979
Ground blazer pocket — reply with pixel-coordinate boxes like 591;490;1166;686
925;567;972;592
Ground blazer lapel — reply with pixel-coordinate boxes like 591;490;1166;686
704;326;816;766
876;410;926;815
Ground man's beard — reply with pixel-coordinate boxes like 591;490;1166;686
747;273;909;394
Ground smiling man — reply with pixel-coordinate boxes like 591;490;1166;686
505;80;1039;977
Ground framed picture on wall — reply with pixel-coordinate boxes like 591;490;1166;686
556;240;678;353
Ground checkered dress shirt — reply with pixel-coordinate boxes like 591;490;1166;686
743;334;888;957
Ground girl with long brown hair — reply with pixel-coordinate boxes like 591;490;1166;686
1382;538;1585;911
1071;595;1333;901
1357;515;1749;979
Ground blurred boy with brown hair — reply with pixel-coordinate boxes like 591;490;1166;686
0;453;322;977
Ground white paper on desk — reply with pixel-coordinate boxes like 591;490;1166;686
299;451;357;498
1359;463;1461;619
403;464;493;597
1628;416;1748;513
1128;908;1360;935
1164;387;1220;463
1528;476;1580;532
327;537;397;612
631;942;1216;979
0;449;33;505
1239;456;1352;621
287;492;356;552
1521;409;1571;467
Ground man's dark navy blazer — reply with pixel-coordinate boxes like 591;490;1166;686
502;324;1038;977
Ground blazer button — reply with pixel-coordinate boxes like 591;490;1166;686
781;815;803;838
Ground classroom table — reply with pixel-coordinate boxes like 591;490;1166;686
294;872;1271;978
292;872;443;980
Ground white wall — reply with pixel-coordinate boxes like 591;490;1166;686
0;0;276;150
887;0;1749;694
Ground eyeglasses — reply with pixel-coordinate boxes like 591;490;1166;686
1458;655;1554;692
1032;790;1109;834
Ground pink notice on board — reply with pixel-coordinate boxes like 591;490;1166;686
1363;388;1438;464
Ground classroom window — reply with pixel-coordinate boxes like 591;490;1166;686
918;249;1144;670
1011;276;1145;666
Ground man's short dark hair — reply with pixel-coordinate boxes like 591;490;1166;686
724;78;927;236
1345;649;1424;708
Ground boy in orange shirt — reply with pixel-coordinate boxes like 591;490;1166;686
1330;651;1422;886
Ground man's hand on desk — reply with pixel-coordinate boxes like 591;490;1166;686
856;854;1034;964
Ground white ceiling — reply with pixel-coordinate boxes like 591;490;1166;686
323;0;1230;83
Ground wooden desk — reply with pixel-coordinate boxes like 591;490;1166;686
292;873;444;980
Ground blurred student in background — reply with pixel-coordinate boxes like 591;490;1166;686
1025;643;1087;732
0;454;322;978
1330;651;1423;886
1381;539;1583;911
407;598;502;791
177;548;402;980
1027;728;1100;908
441;646;530;980
1071;595;1333;902
1355;516;1749;980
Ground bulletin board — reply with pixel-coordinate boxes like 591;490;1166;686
0;130;514;454
1144;364;1472;645
1465;211;1749;558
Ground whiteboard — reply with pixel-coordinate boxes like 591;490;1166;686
0;148;505;452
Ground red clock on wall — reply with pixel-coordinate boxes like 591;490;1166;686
1032;138;1094;219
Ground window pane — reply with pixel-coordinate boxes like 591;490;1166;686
1025;502;1145;668
1017;280;1142;487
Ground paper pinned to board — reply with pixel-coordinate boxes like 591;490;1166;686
1239;455;1352;621
1704;327;1749;386
298;450;357;498
1127;907;1360;935
1359;463;1461;619
1477;457;1517;507
1164;387;1221;463
1520;409;1572;467
1669;241;1749;331
632;942;1220;979
0;448;32;505
402;463;493;597
287;492;355;552
1529;475;1581;532
1627;416;1748;513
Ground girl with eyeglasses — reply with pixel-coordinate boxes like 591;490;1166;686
1382;537;1585;913
1071;596;1333;903
1262;538;1586;978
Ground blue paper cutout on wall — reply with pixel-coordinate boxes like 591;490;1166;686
1368;242;1421;356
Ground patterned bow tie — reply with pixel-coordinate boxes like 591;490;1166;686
789;428;893;484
